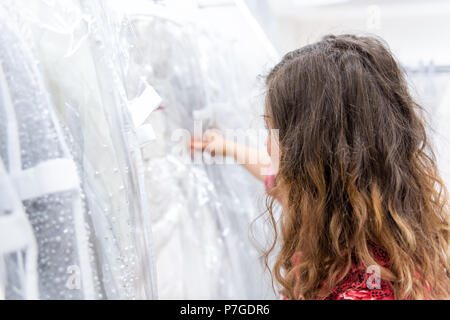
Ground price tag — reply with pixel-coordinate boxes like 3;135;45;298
128;85;163;127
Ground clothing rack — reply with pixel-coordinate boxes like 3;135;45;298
404;64;450;74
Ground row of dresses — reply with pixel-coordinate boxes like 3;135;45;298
123;1;279;299
0;0;279;300
0;0;158;300
407;67;450;188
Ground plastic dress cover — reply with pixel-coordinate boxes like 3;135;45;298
0;10;93;299
0;0;157;299
1;0;279;300
0;157;39;300
0;53;38;298
115;1;279;299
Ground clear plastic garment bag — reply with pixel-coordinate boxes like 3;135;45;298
0;0;157;300
0;72;39;298
0;0;279;300
113;1;279;299
0;12;93;299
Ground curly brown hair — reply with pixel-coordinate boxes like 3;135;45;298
263;34;450;300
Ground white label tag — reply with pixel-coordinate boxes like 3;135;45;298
129;85;162;127
137;124;157;146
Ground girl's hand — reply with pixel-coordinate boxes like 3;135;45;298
190;129;235;158
191;129;274;185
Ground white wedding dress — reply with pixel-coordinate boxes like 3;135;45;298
0;11;94;299
0;0;157;300
118;1;278;299
1;0;279;300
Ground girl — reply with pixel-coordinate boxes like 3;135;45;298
191;34;450;300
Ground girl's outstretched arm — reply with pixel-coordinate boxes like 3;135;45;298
190;129;272;183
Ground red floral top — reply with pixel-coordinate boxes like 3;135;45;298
323;245;394;300
265;174;395;300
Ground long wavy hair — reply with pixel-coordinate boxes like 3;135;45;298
263;34;450;300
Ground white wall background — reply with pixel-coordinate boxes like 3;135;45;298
266;0;450;66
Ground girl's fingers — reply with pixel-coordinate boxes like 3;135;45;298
204;143;216;157
190;138;210;151
204;128;222;141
